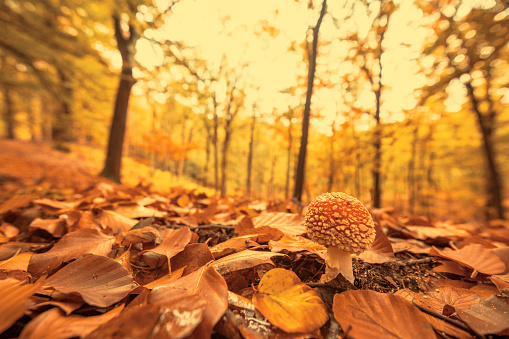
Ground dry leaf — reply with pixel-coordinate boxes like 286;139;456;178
333;290;435;338
430;244;506;275
43;254;137;307
456;295;509;335
91;209;138;233
29;217;67;237
0;277;45;334
0;195;37;214
140;227;192;270
0;252;33;271
84;301;205;339
252;268;329;333
28;229;115;278
212;249;284;275
19;305;124;339
150;266;228;338
252;212;305;236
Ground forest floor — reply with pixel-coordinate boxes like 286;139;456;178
0;139;509;338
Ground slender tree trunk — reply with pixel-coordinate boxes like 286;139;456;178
100;16;137;183
408;126;418;214
2;87;15;139
327;121;335;192
212;94;219;194
372;52;383;208
293;0;327;202
246;110;256;196
52;70;73;151
465;81;504;220
285;116;293;200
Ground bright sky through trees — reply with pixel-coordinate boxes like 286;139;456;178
125;0;445;133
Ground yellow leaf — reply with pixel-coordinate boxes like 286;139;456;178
252;268;329;333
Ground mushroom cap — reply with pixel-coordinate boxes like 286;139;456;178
305;192;375;254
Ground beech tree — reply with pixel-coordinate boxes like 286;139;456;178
293;0;328;202
417;0;509;220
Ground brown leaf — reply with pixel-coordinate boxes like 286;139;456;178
34;198;79;212
430;244;506;275
171;243;215;275
0;252;33;271
210;235;260;259
150;266;228;338
43;254;137;307
239;226;284;243
269;235;326;258
333;290;435;338
114;203;166;218
456;295;509;335
0;277;45;334
252;212;305;236
359;222;395;264
0;223;20;238
28;229;115;278
84;299;205;339
91;209;138;234
252;268;329;333
19;305;123;339
212;250;284;275
120;226;162;246
140;227;192;270
0;194;37;214
234;216;255;234
29;217;67;237
491;273;509;294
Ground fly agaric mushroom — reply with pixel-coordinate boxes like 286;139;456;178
305;192;375;283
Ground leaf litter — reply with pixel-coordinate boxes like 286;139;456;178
0;178;509;338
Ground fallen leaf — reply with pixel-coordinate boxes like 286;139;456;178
0;195;37;214
91;209;138;234
84;301;205;339
114;204;166;219
0;277;45;334
150;266;228;338
252;268;328;333
120;226;161;246
43;254;137;307
210;235;260;259
490;273;509;294
212;250;284;275
0;252;33;271
456;295;509;335
28;229;115;278
140;227;192;270
19;305;124;339
0;223;20;238
171;243;215;275
252;212;305;236
269;234;326;258
29;217;67;237
34;198;79;212
333;290;435;338
430;244;506;275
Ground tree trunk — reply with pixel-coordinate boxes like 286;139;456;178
100;16;137;183
2;87;15;139
408;126;418;214
212;94;219;194
246;110;256;196
285;115;293;200
293;0;327;202
327;120;335;192
52;70;73;151
465;81;504;220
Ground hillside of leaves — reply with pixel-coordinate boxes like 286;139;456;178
1;141;509;338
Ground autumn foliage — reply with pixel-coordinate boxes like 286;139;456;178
1;173;509;338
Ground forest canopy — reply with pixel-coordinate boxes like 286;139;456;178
1;0;508;222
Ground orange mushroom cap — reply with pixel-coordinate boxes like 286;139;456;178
305;192;376;254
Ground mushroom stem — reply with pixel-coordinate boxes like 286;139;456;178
325;247;354;283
